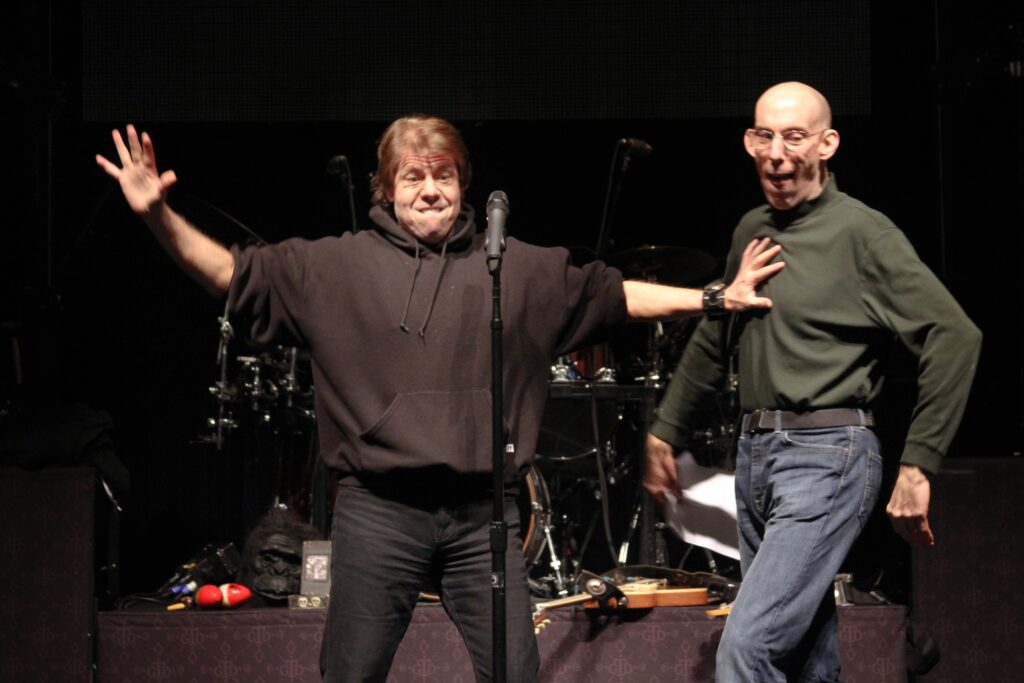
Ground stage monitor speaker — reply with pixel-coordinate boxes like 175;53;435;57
911;458;1024;682
0;467;97;683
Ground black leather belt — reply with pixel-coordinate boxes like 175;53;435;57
741;408;874;433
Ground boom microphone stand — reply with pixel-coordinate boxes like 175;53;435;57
593;137;652;258
485;191;509;683
326;154;360;233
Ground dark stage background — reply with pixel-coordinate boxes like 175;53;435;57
2;0;1021;604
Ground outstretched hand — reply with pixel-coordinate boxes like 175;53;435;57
724;238;784;312
95;124;177;217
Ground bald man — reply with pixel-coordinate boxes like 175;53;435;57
645;82;981;681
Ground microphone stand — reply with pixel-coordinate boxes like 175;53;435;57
326;155;360;233
343;172;359;234
594;138;651;259
487;246;507;683
594;142;631;259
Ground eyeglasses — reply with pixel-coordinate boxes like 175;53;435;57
745;128;826;151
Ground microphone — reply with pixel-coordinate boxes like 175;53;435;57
325;154;351;178
485;190;509;273
619;138;653;158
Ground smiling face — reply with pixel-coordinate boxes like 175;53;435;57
386;151;462;244
744;82;840;210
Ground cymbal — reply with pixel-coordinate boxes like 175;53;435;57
606;245;718;286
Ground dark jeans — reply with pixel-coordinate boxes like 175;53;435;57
320;474;540;683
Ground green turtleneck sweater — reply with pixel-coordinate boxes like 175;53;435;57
650;179;981;474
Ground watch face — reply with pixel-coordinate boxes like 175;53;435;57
703;283;727;317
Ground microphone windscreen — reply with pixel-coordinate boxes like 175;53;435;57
326;155;349;176
620;138;653;158
486;190;509;213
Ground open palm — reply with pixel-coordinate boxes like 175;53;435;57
95;124;177;216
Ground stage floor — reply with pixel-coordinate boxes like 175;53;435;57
97;602;906;682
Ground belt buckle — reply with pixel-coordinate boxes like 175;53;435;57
744;410;771;433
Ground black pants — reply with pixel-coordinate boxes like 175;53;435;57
319;474;540;682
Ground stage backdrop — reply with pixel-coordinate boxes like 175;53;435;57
81;0;871;122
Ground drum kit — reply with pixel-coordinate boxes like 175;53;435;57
199;245;736;597
199;316;322;525
203;320;317;450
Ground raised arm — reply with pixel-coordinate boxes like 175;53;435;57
96;125;234;295
622;238;783;320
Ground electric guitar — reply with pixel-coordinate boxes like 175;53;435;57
532;566;737;632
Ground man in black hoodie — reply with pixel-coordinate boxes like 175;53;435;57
97;115;783;682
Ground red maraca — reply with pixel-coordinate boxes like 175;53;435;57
195;583;253;608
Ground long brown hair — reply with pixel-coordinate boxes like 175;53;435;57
370;114;471;209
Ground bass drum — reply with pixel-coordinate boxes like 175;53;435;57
516;464;551;569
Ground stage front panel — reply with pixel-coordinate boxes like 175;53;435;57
97;603;906;682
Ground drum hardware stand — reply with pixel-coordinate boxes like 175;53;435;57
235;356;272;418
281;347;301;410
648;320;665;383
547;439;623;575
589;385;626;571
539;516;569;597
617;484;645;565
528;461;604;597
206;309;238;450
676;543;721;575
637;382;661;565
569;502;608;584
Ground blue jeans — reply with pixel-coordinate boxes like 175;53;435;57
716;425;882;683
320;475;539;683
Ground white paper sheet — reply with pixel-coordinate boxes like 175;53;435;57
661;451;740;560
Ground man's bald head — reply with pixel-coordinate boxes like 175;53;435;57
755;82;832;130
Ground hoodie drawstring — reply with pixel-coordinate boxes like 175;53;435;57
398;233;450;338
398;245;422;333
417;235;450;338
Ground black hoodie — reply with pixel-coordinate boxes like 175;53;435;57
227;204;626;482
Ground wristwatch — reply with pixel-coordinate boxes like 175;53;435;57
702;282;728;318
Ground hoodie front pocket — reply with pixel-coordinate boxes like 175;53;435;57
360;388;501;473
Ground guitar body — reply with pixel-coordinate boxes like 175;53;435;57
581;586;708;609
